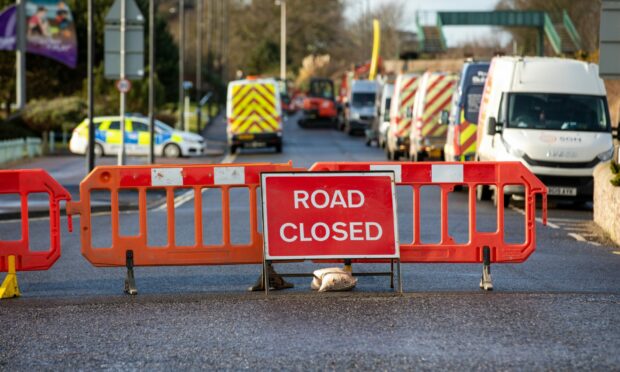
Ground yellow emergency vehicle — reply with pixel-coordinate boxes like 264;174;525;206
226;77;283;153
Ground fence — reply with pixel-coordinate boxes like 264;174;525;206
0;137;43;164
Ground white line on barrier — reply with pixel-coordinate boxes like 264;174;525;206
161;152;238;211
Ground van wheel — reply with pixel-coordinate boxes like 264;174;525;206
93;143;104;157
275;143;282;153
477;185;493;201
229;144;238;154
164;143;182;158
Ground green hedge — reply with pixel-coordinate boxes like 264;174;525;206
22;96;86;133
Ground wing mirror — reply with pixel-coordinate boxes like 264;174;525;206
487;117;502;135
440;110;449;125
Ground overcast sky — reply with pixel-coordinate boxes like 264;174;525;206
345;0;511;47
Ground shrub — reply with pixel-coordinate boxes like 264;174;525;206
22;96;86;133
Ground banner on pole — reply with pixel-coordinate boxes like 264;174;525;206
0;1;78;68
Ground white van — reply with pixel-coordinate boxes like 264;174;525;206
343;80;379;135
367;83;393;148
477;57;614;206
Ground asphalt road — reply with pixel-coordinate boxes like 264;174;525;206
1;113;619;370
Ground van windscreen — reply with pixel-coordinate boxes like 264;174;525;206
351;93;375;107
507;93;610;132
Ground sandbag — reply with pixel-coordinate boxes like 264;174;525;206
311;267;357;292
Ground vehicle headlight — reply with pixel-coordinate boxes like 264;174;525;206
503;139;525;158
350;111;360;120
597;147;614;161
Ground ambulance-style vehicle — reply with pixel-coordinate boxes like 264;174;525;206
386;73;421;160
409;71;458;161
476;56;614;205
226;77;283;153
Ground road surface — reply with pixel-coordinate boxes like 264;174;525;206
1;113;619;369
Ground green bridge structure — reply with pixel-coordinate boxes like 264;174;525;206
417;10;583;56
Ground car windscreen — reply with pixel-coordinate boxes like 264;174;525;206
351;93;375;108
507;93;610;132
155;120;174;133
463;85;483;123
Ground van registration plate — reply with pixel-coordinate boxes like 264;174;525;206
547;187;577;196
238;134;254;140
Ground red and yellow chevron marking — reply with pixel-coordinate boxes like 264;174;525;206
393;76;420;137
456;109;477;160
230;83;280;134
420;74;457;138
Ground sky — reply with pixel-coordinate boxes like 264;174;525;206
345;0;512;47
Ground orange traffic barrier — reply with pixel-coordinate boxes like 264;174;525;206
66;162;301;294
309;161;548;290
0;169;72;298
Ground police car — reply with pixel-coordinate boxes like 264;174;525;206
69;116;206;158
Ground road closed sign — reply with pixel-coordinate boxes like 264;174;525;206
261;172;399;260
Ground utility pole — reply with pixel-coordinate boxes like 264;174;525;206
196;0;203;132
278;0;286;81
148;0;156;164
87;0;95;171
178;0;185;131
15;0;26;110
118;0;127;165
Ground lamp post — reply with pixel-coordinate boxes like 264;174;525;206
178;0;185;131
276;0;286;81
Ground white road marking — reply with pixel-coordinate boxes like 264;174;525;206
567;233;586;242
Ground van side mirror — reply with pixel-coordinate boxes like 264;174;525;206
440;110;449;125
487;117;501;135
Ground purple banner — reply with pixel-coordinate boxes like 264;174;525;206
0;5;16;51
0;1;77;68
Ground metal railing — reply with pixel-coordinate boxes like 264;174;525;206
543;13;562;55
0;137;42;164
562;10;582;51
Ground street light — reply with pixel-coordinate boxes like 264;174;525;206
275;0;286;81
178;0;185;131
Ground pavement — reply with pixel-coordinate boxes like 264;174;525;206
1;112;619;369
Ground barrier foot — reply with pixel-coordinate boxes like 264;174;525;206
479;246;493;291
249;262;294;292
343;259;352;273
124;250;138;295
397;259;403;294
0;256;20;299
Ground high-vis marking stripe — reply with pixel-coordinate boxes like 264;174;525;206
151;168;183;187
230;82;280;134
420;74;457;138
214;167;245;185
394;76;420;137
431;164;464;183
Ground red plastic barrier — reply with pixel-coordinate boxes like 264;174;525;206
309;161;547;264
0;169;72;272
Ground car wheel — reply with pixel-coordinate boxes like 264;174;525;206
93;143;104;157
163;143;182;158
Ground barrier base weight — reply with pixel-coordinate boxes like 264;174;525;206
480;246;493;291
0;256;21;299
249;263;294;292
124;250;138;295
